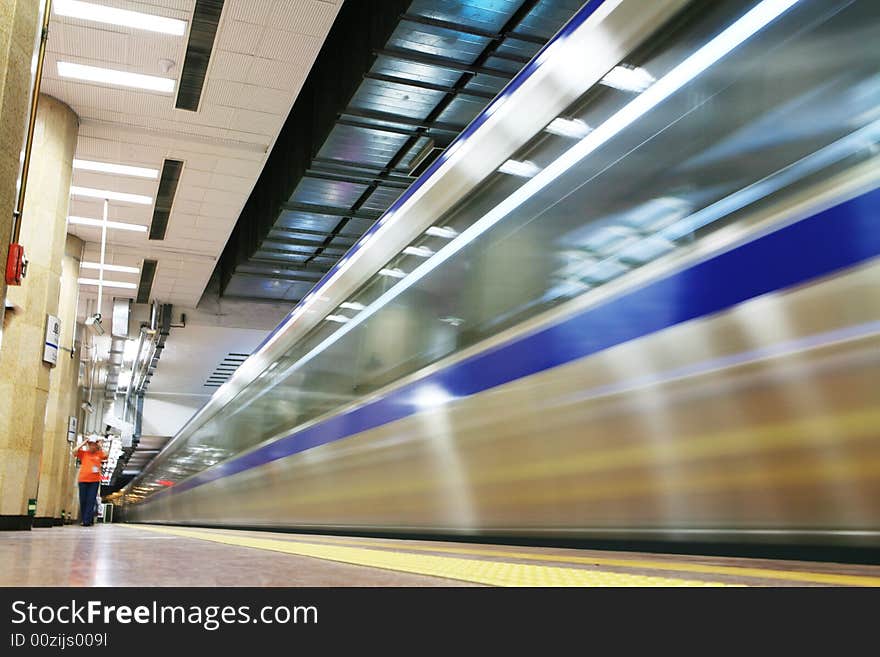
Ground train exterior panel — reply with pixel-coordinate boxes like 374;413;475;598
123;0;880;547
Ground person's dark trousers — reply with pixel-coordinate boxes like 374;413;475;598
78;481;100;525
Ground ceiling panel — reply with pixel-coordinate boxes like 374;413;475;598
49;0;341;309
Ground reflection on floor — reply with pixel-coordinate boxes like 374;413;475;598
2;524;879;587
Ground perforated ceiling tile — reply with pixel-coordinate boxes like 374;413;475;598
210;50;255;82
50;23;130;65
236;85;294;114
256;30;321;62
223;20;265;56
228;108;281;136
227;0;275;25
268;0;341;37
246;58;311;91
208;172;253;190
202;79;246;106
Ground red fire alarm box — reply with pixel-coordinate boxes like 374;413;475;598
5;243;26;285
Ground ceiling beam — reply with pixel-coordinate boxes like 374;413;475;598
303;169;411;190
260;235;350;250
398;13;545;45
340;107;465;134
279;202;382;221
336;117;422;138
376;47;515;78
232;270;325;284
269;225;360;242
310;161;414;185
363;72;496;100
248;251;337;267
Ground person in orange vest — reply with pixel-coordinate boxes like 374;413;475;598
74;436;107;527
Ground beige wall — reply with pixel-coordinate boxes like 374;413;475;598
0;0;40;329
0;94;78;528
35;234;83;524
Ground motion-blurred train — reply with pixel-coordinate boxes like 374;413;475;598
121;0;880;550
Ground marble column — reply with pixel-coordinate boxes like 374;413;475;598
0;0;41;329
33;235;83;527
0;94;78;529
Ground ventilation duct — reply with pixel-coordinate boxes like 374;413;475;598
149;160;183;240
175;0;225;111
136;259;157;303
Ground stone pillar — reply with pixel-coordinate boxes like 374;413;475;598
33;234;83;527
0;94;78;529
0;0;41;328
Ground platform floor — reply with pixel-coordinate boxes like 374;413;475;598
2;524;880;586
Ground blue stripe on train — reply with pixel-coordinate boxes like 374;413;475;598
161;186;880;499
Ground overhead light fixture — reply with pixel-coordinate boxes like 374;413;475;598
378;268;406;279
122;339;140;363
545;117;592;139
339;302;365;311
68;217;148;232
80;262;140;274
70;186;153;205
425;226;458;239
73;159;159;179
78;278;137;289
325;315;350;323
600;65;656;92
54;0;187;35
498;159;541;178
403;245;434;258
266;0;803;383
117;369;132;388
58;62;175;93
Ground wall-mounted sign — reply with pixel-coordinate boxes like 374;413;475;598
67;416;77;443
43;314;60;366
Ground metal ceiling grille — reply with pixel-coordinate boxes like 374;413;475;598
218;0;584;301
136;259;157;304
204;353;249;388
149;159;184;240
175;0;225;111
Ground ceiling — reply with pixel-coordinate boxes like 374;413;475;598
219;0;585;301
43;0;342;311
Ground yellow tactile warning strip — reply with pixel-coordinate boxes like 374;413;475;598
284;534;880;587
128;525;735;587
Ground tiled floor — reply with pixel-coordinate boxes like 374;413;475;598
2;524;879;586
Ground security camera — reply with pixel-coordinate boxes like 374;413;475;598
85;313;105;336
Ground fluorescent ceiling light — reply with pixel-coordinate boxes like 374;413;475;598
78;278;137;289
498;159;541;178
378;268;406;279
425;226;458;239
58;62;175;93
339;302;365;311
70;186;153;205
325;315;350;323
122;339;141;363
601;65;656;92
403;245;434;258
54;0;187;35
268;0;802;382
117;370;132;388
80;262;140;274
546;117;592;139
73;159;159;179
68;216;148;232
